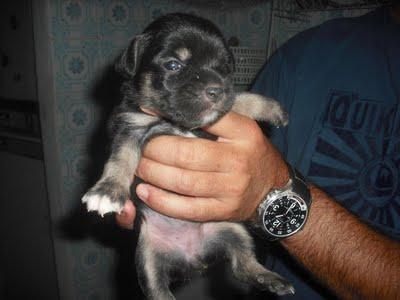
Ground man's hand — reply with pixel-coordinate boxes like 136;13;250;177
134;112;289;222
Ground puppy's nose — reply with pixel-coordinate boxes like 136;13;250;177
205;87;224;102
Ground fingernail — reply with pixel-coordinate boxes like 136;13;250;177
136;184;149;201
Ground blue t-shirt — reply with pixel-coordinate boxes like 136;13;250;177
252;7;400;299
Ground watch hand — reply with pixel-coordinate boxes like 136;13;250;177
276;204;296;219
285;203;296;214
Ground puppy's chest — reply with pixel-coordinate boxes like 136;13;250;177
142;209;218;262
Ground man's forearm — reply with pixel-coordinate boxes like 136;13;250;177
282;186;400;299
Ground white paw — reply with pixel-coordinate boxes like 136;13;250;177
82;193;123;217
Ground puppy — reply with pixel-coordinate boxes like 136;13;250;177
82;13;293;299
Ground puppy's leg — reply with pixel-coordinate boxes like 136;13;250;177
203;222;294;295
136;225;176;300
82;112;158;216
232;92;289;127
82;131;140;216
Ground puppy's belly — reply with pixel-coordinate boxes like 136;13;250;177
142;209;219;263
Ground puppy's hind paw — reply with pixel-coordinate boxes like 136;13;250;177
256;273;295;296
266;277;294;296
82;180;129;217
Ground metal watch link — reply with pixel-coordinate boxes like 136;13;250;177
254;164;312;241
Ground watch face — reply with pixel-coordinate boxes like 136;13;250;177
262;193;308;238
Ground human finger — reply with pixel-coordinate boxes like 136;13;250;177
142;135;235;172
136;183;230;222
136;158;237;197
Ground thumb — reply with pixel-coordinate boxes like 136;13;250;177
115;200;136;230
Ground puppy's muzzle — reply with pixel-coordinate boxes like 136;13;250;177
205;86;224;103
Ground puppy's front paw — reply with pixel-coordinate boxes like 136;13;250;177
269;105;289;127
82;180;129;217
232;93;289;127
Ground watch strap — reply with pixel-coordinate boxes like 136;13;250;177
288;165;311;207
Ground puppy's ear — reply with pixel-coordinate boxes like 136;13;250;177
115;34;150;78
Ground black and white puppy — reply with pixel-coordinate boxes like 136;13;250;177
83;13;293;299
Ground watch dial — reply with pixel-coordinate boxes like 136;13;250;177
263;196;307;237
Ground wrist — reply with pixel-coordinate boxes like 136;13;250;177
273;158;290;189
249;158;290;222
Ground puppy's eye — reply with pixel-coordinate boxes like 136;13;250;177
164;60;183;71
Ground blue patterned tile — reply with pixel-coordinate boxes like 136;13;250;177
149;5;167;21
98;0;142;39
104;0;131;27
67;102;94;132
70;243;116;299
55;92;99;152
52;39;101;92
73;246;105;277
70;154;90;179
50;0;99;39
248;7;267;28
64;52;89;79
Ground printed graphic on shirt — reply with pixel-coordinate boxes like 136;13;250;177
306;90;400;237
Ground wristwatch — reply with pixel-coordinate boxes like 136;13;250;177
254;164;312;241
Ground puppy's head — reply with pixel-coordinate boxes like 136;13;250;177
116;13;235;129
